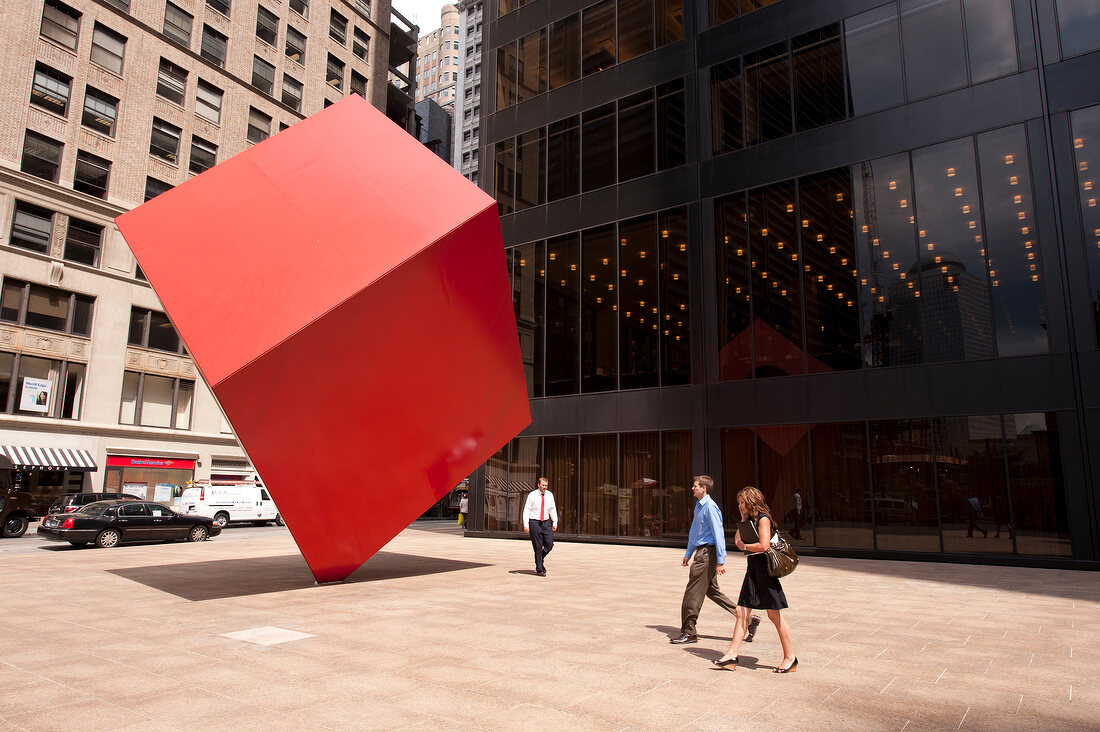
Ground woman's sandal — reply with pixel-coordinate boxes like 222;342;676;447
712;656;738;670
773;658;798;673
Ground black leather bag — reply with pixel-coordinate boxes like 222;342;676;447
765;531;799;578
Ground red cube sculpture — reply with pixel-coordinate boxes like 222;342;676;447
116;96;530;582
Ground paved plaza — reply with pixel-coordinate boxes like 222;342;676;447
1;522;1096;730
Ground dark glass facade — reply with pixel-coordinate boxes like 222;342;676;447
473;0;1100;566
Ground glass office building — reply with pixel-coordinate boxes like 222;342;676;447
468;0;1100;566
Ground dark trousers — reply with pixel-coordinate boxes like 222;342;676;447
681;545;737;634
529;519;553;571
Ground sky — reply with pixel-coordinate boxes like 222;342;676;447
391;0;452;30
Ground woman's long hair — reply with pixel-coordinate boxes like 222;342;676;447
737;486;772;519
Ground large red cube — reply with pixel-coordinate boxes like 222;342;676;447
116;96;530;582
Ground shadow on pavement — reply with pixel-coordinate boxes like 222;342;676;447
107;551;489;601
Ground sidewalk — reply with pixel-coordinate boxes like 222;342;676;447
1;522;1096;731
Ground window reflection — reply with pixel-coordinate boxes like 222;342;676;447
792;24;846;132
546;436;579;534
656;79;687;170
582;103;616;192
709;0;782;27
515;128;545;211
743;42;791;145
749;181;803;376
936;415;1013;554
811;422;872;549
976;125;1047;355
711;59;743;154
582;225;618;392
1055;0;1100;59
618;90;655;182
1070;104;1100;346
756;424;812;546
582;434;618;535
911;138;995;363
582;0;616;76
621;432;660;537
716;193;752;380
870;418;940;552
496;41;517;109
964;0;1017;83
800;170;861;371
619;215;660;389
494;138;515;215
512;242;545;398
844;5;905;116
662;430;693;537
547;115;580;201
1007;413;1069;556
899;0;968;100
660;208;692;385
516;29;546;103
618;0;654;63
548;14;580;89
853;153;923;367
546;234;580;395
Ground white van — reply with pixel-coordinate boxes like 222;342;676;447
178;482;283;528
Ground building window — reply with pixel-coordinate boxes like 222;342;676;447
200;25;228;67
9;202;53;254
1071;104;1100;346
1057;0;1100;58
330;9;347;45
73;151;110;199
21;131;63;183
40;0;81;50
290;0;308;18
188;136;217;174
281;74;303;111
1;279;94;337
163;2;193;46
286;25;306;65
144;177;172;201
81;87;117;137
156;58;187;105
128;307;184;354
206;0;230;16
119;372;194;429
149;118;181;163
90;23;126;74
252;56;275;95
196;80;223;124
353;27;369;59
255;5;278;45
30;63;71;116
326;54;344;90
247;107;271;143
355;0;371;16
0;351;86;419
64;218;102;267
350;70;366;98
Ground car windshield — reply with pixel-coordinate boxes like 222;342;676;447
75;502;109;515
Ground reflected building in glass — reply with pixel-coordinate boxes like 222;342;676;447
471;0;1100;567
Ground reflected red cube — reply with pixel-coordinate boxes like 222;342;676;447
116;96;530;582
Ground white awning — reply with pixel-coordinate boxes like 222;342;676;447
0;445;98;471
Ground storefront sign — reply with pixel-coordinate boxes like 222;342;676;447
19;378;51;413
107;456;196;469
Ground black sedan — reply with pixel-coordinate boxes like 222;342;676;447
37;500;221;548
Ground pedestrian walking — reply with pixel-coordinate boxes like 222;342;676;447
669;475;739;645
522;477;557;576
713;486;797;672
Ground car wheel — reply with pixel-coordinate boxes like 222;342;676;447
188;525;209;542
2;514;29;538
68;541;89;547
275;513;285;527
95;529;121;548
213;512;229;528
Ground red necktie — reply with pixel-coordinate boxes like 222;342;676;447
540;493;545;521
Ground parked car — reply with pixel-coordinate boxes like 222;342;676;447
0;455;34;538
47;492;142;515
177;482;283;528
37;500;221;547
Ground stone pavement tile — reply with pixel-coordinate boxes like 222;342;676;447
287;697;437;730
178;706;330;731
0;679;83;718
5;698;148;732
120;687;244;723
0;663;42;687
459;702;606;732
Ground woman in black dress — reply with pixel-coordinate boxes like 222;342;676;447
713;486;797;672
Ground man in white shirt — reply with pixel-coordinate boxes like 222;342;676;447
522;477;557;576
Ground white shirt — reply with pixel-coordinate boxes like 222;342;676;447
522;488;558;528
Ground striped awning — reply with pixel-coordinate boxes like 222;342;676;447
0;445;98;471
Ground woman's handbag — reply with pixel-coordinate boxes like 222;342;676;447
765;530;799;578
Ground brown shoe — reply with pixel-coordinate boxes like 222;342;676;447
670;632;698;644
745;615;761;642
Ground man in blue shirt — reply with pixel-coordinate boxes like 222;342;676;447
670;475;739;644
